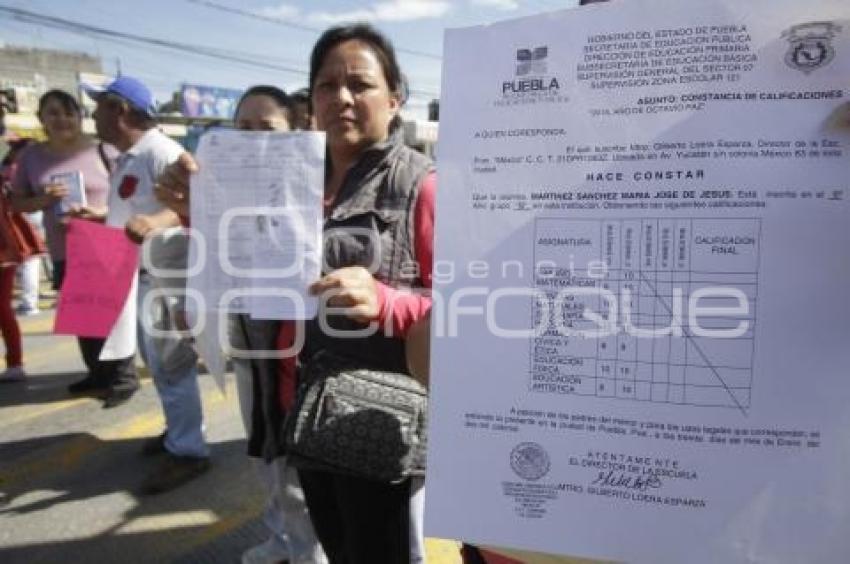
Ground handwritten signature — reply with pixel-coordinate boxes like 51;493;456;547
591;470;663;491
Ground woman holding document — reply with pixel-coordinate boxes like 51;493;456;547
156;24;436;563
156;86;328;564
291;23;436;564
223;85;328;564
10;90;122;395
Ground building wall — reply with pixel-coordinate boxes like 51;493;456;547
0;46;102;112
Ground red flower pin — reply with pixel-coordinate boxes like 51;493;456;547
118;175;139;199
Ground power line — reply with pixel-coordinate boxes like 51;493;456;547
186;0;320;35
0;5;440;98
185;0;442;61
0;6;308;75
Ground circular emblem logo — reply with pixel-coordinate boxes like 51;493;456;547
782;22;840;75
510;442;550;481
786;40;833;73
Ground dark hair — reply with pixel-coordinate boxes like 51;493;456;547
289;88;309;106
234;85;290;118
37;89;81;118
309;23;406;105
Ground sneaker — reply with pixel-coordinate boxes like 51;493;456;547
68;375;107;395
139;454;211;495
0;366;26;383
102;386;137;409
241;537;290;564
140;432;168;456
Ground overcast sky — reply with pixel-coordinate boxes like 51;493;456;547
0;0;579;118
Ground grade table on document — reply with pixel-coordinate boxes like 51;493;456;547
530;217;761;411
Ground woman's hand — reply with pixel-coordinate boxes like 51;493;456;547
66;204;108;223
155;152;197;218
309;266;380;324
41;183;69;208
124;208;182;244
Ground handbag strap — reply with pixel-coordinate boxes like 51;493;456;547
97;142;113;174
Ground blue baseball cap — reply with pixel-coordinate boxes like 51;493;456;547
82;75;157;117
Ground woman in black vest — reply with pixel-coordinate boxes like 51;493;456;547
296;23;436;564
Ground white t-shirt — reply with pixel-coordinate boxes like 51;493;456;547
100;128;187;360
106;128;184;227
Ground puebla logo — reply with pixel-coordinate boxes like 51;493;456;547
510;442;551;481
497;45;566;107
502;46;560;95
517;46;548;76
782;22;841;74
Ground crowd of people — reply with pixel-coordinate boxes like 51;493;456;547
0;19;485;564
2;1;615;558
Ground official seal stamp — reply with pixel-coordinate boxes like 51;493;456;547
510;442;551;481
782;22;841;74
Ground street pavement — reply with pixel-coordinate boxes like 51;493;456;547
0;301;462;564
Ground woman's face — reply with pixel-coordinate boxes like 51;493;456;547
312;39;400;155
235;94;291;131
39;97;82;142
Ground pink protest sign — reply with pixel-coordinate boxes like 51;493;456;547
54;219;139;337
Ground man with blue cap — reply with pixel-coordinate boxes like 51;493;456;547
83;75;210;494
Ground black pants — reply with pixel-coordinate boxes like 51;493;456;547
52;259;65;292
56;260;137;391
77;337;137;391
235;315;286;460
299;469;411;564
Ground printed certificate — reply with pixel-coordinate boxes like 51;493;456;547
425;1;850;562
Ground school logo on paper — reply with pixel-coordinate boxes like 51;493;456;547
516;46;548;76
782;22;841;74
510;442;551;481
498;45;566;107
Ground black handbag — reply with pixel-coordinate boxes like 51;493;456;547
287;351;428;483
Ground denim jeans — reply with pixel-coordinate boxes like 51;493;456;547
138;271;208;458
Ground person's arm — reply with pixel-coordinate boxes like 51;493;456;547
405;311;431;387
154;152;197;219
374;171;436;337
9;190;58;213
66;204;108;223
125;207;183;244
124;149;194;243
59;146;110;223
9;150;68;213
308;172;436;336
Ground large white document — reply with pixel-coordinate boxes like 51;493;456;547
188;130;324;323
426;1;850;562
